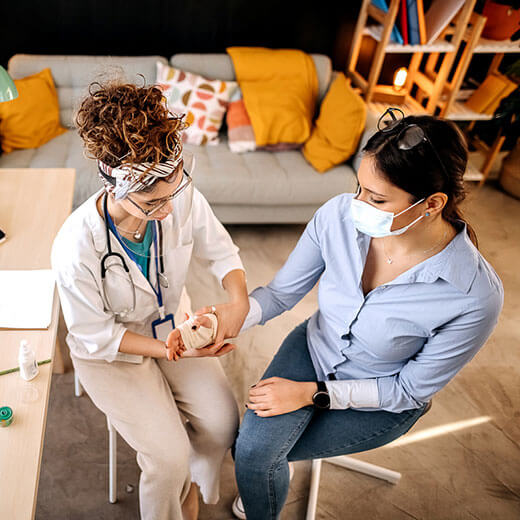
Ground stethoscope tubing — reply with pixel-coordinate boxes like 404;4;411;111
100;193;168;315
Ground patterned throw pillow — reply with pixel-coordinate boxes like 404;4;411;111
226;88;256;153
156;62;237;146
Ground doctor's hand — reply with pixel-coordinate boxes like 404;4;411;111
173;313;237;359
181;341;237;358
195;299;250;349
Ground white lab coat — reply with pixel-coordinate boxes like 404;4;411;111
51;187;244;364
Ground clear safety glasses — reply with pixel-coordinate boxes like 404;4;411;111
377;107;449;180
126;169;193;217
125;151;196;228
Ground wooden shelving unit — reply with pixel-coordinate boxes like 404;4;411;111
347;0;476;106
347;0;519;183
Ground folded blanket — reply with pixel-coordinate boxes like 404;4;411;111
227;47;318;147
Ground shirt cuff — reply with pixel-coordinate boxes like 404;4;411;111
239;296;262;333
325;379;380;410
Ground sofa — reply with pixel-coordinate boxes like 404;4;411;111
1;54;377;223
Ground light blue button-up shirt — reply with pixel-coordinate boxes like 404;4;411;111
250;194;504;413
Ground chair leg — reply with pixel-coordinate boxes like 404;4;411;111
107;417;118;504
74;371;83;397
325;455;401;484
305;459;322;520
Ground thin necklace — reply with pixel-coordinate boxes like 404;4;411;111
114;219;146;240
383;229;449;265
106;196;146;240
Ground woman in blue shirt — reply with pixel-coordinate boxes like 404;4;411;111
228;109;504;519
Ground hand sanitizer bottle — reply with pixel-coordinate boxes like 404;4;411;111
19;340;39;381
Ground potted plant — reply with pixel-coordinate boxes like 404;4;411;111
481;0;520;40
493;60;520;197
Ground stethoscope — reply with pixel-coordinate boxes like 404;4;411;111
101;193;169;317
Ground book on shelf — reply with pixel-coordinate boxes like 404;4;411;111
369;0;463;46
407;0;421;45
371;0;404;44
399;0;408;45
464;73;518;115
424;0;465;44
417;0;427;44
406;0;428;45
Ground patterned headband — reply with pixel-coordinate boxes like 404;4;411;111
97;148;183;200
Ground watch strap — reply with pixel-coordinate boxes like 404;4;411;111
316;381;328;393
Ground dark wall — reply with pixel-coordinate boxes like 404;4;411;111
0;0;362;70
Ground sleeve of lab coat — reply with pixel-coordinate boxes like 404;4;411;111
53;260;127;362
191;188;244;286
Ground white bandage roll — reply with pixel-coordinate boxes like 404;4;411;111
178;313;218;350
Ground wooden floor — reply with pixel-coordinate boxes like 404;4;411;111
36;182;520;519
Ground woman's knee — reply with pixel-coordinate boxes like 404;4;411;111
190;392;239;450
234;414;280;473
139;436;191;483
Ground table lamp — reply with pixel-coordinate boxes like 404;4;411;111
0;65;18;102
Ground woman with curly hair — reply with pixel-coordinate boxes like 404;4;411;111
51;81;250;520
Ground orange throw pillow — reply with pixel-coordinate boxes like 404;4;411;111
303;72;366;173
0;68;67;153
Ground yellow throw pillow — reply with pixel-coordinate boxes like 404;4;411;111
0;68;67;153
303;72;366;173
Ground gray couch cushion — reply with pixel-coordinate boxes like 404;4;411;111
170;53;332;103
184;136;357;206
7;55;168;128
0;130;357;211
0;130;102;208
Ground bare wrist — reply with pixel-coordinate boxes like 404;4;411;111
301;382;318;407
152;340;168;359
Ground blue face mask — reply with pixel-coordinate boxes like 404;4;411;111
350;190;426;238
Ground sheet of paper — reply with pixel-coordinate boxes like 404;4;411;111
0;270;55;329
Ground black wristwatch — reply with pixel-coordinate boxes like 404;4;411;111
312;381;330;410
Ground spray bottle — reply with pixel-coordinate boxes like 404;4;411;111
19;340;39;381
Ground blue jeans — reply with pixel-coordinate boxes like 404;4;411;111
234;320;428;520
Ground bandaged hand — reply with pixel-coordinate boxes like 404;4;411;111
180;313;218;350
166;312;236;359
166;313;222;361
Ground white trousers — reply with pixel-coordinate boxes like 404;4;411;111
72;353;239;520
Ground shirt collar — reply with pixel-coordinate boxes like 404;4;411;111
353;217;479;294
428;221;479;294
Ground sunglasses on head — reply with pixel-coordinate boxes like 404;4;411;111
377;107;449;180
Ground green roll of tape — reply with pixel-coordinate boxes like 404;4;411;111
0;406;13;427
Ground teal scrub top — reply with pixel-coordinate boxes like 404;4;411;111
121;221;154;280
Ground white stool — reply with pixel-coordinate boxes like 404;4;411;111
74;372;118;504
305;401;432;519
305;456;400;520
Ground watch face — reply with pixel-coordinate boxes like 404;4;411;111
313;391;330;409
